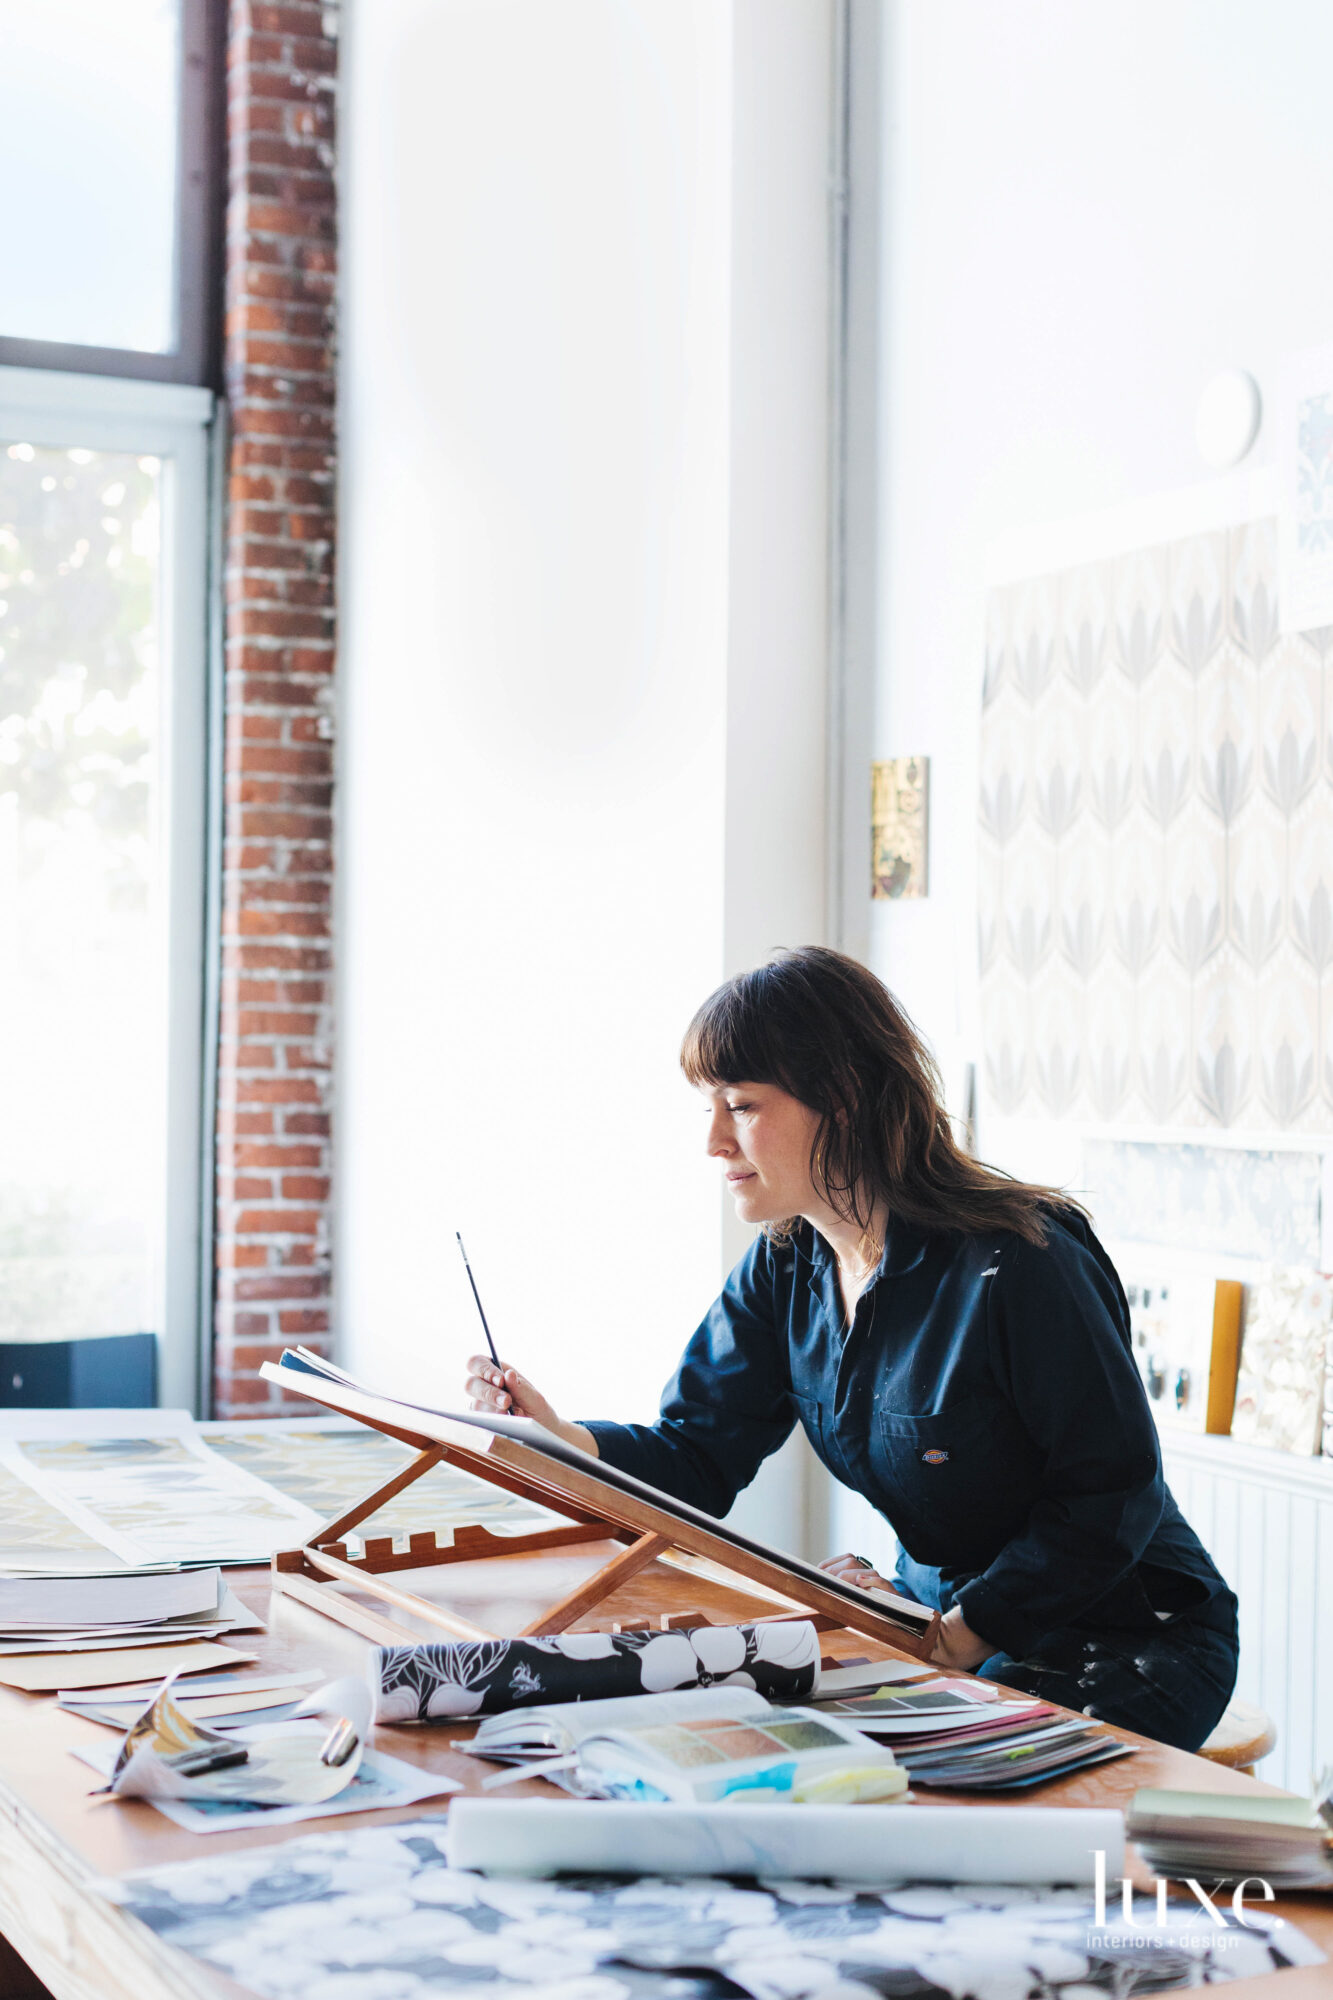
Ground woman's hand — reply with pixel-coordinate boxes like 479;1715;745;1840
929;1606;992;1672
463;1357;598;1457
819;1555;991;1674
819;1550;896;1593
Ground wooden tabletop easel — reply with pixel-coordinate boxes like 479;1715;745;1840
262;1361;942;1660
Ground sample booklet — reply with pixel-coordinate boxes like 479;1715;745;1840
461;1685;908;1804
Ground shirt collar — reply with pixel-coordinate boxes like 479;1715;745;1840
800;1219;929;1281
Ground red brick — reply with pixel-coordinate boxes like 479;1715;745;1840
239;1010;319;1036
223;946;331;976
277;1309;330;1336
236;744;331;776
232;1176;274;1199
250;5;329;36
244;882;330;910
236;1208;321;1236
233;1111;276;1136
280;1042;330;1070
233;908;328;941
217;1242;270;1269
237;1077;323;1106
280;1174;329;1201
234;1273;327;1301
283;1111;330;1136
245;336;330;371
217;1375;283;1407
237;1143;322;1169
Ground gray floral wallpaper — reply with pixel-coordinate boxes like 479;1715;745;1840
979;518;1333;1131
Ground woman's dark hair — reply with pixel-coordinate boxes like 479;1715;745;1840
680;946;1076;1247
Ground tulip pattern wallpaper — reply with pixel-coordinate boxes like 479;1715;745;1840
979;516;1333;1131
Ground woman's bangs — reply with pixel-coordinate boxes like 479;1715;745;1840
679;982;775;1089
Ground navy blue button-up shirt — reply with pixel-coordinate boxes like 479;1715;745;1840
585;1210;1231;1660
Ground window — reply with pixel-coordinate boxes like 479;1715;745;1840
0;0;223;385
0;368;213;1407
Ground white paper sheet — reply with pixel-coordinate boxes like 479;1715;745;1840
446;1798;1126;1885
0;1414;323;1564
75;1738;458;1833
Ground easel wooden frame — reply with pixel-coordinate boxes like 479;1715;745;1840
263;1364;941;1660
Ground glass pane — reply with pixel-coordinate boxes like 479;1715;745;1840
0;437;166;1341
0;0;180;353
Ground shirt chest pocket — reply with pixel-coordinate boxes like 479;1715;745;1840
869;1395;1024;1563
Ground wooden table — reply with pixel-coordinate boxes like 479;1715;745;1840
1;1538;1330;2000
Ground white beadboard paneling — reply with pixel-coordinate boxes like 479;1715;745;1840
1284;1496;1318;1793
1314;1505;1333;1793
1258;1488;1291;1767
1162;1432;1333;1793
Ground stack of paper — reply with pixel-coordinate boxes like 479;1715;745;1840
814;1659;1134;1789
0;1565;263;1692
1128;1786;1333;1890
0;1565;260;1650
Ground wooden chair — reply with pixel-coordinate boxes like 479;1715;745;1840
1198;1698;1277;1776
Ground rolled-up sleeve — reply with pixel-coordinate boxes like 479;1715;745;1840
953;1229;1165;1658
582;1237;795;1517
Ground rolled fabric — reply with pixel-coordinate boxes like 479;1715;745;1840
446;1795;1125;1885
376;1621;818;1722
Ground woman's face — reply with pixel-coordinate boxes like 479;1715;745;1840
700;1079;825;1226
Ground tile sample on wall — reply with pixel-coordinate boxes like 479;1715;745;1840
871;757;929;899
1083;1141;1323;1262
979;517;1333;1131
1232;1268;1333;1456
1121;1272;1242;1435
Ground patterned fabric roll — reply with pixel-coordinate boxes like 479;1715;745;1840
376;1621;819;1722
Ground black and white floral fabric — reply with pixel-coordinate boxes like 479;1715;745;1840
377;1621;819;1722
105;1817;1323;2000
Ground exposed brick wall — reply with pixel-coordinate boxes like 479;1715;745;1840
214;0;338;1415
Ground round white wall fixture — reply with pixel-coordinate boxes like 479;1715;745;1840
1195;368;1262;469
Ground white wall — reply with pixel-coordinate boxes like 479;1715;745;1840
336;0;832;1471
830;0;1333;1567
862;0;1333;1148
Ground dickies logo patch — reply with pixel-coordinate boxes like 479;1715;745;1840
921;1448;949;1465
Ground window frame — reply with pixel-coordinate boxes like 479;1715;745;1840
0;0;226;388
0;363;218;1411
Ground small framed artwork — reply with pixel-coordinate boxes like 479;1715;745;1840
871;756;929;900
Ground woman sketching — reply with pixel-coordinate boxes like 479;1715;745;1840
464;946;1238;1751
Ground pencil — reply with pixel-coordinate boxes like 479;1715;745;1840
456;1232;503;1372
